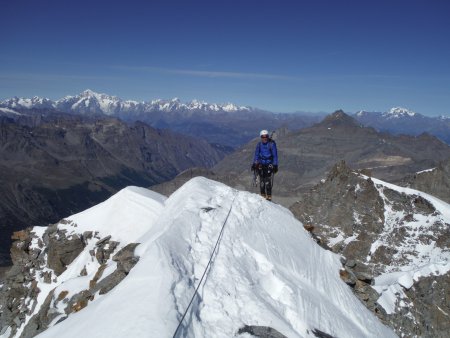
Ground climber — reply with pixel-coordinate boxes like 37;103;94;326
251;130;278;201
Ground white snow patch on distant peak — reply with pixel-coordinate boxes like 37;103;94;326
416;167;436;174
0;107;22;115
384;107;417;118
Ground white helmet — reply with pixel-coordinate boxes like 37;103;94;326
260;130;269;137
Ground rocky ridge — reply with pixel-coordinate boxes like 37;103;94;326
0;179;397;338
0;186;165;338
399;158;450;204
0;226;139;338
213;111;450;203
290;161;450;338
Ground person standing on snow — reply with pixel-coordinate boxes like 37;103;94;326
251;130;278;201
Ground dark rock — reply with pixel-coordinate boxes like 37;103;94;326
92;243;141;295
339;268;356;286
95;235;111;247
47;231;85;276
311;328;336;338
112;243;140;273
237;325;288;338
67;290;94;314
80;266;87;276
344;259;356;268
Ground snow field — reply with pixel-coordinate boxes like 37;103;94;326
35;177;396;338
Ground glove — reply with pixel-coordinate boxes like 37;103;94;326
273;165;278;173
251;163;257;170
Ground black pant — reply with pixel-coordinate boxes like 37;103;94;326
258;165;273;196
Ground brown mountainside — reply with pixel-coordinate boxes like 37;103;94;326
399;158;450;204
0;114;225;265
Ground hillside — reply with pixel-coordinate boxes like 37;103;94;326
0;114;225;266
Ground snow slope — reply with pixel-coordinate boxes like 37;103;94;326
363;177;450;315
28;178;396;338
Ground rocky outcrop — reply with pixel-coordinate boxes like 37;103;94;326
399;158;450;204
291;161;450;338
0;222;140;338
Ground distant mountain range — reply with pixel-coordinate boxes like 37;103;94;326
0;89;253;116
354;107;450;144
0;90;325;147
2;91;449;146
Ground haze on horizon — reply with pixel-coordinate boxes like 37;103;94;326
1;0;449;116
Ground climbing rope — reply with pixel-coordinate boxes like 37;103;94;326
172;193;237;338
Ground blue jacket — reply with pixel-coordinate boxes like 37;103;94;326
253;140;278;166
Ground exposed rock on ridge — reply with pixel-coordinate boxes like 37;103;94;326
290;161;450;338
0;223;140;338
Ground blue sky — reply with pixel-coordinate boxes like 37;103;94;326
1;0;449;116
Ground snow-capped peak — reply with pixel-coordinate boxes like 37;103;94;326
80;89;98;97
1;90;253;116
0;96;54;109
384;107;417;118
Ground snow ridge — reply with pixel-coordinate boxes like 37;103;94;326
10;178;396;338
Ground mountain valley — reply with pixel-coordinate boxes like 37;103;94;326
0;113;225;266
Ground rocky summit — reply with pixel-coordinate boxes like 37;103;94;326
213;111;450;205
290;161;450;338
0;113;226;266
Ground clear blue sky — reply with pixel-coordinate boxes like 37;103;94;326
1;0;449;116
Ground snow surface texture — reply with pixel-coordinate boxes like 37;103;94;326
362;176;450;315
19;178;396;338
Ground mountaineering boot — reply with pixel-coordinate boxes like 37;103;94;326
266;195;272;201
260;193;267;199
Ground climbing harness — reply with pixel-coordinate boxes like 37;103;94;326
172;193;237;338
